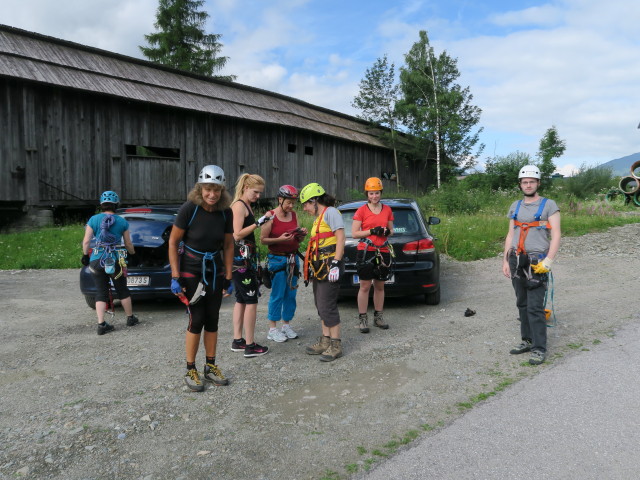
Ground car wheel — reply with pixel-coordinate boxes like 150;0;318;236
84;295;97;309
424;288;440;305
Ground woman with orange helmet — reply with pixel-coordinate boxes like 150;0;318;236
351;177;394;333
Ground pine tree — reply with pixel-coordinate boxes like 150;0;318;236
140;0;235;81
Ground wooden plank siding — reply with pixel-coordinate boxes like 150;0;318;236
0;25;434;213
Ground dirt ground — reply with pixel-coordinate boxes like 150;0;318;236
1;222;639;480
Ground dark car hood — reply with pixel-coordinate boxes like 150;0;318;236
127;220;173;247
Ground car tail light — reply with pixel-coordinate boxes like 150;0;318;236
403;238;435;254
124;208;152;213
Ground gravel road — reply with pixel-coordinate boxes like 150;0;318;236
1;222;639;480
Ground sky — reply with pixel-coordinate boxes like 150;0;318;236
2;0;640;176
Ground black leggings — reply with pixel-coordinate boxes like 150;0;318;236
181;252;224;334
90;259;131;303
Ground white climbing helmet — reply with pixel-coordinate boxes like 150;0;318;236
518;165;541;180
198;165;226;186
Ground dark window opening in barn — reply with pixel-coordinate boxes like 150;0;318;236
288;144;297;153
304;146;313;156
125;144;180;160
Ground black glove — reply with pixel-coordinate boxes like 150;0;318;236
81;254;90;266
370;226;385;236
256;215;272;226
383;228;391;236
222;278;231;291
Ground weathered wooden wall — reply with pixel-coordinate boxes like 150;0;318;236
1;78;429;208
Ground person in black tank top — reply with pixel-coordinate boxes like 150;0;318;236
230;174;273;358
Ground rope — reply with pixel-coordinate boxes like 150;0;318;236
544;271;557;327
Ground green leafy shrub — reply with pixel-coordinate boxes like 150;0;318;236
564;164;616;199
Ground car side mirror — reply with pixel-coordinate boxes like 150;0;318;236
428;216;441;225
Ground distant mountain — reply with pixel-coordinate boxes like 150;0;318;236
598;152;640;177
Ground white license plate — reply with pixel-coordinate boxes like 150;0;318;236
352;274;395;285
127;276;150;286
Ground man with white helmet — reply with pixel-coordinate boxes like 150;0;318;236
502;165;561;365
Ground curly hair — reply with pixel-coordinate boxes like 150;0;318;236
187;183;231;211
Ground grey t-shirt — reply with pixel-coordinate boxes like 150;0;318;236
507;197;559;255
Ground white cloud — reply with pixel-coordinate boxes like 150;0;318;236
489;4;563;27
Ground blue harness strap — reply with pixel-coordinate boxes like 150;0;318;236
511;197;548;225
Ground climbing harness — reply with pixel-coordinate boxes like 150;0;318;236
356;238;395;280
267;251;301;289
510;197;551;256
304;208;336;284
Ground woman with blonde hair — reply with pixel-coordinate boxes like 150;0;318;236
168;165;234;392
230;173;273;357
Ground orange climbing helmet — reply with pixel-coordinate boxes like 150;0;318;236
364;177;383;192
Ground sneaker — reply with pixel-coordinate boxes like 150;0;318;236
267;328;288;343
184;369;204;392
203;363;229;386
281;324;299;339
529;350;546;365
231;338;247;352
509;340;532;355
358;313;370;334
97;321;115;335
244;343;269;358
306;336;331;355
320;338;343;362
373;311;389;329
126;314;139;327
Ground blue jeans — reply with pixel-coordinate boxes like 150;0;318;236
267;254;299;322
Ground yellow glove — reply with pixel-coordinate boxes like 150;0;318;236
532;257;553;274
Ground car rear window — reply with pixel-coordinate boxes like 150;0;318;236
341;208;422;238
122;213;177;222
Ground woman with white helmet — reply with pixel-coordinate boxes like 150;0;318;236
82;191;138;335
169;165;234;392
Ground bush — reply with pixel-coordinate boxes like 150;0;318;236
564;164;616;199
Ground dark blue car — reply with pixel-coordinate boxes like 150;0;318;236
337;198;441;305
79;205;179;308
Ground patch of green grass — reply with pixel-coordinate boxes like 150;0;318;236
371;449;388;457
356;446;367;455
567;343;583;350
319;469;340;480
592;339;602;345
0;224;85;269
421;423;435;431
345;464;358;474
307;431;323;435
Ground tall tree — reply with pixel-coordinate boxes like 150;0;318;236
537;125;566;180
398;30;483;188
352;55;402;188
140;0;235;81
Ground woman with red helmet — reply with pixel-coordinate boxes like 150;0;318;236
260;185;307;342
351;177;394;333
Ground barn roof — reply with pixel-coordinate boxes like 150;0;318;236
0;24;386;148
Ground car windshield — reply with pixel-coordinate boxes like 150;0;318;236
341;207;422;238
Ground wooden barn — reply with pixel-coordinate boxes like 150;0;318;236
0;24;431;224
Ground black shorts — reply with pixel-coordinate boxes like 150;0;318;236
232;259;259;305
90;259;130;302
180;251;224;334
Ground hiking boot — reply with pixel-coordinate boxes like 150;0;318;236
267;328;288;343
529;350;546;365
373;311;389;329
203;363;229;386
244;342;269;358
97;321;115;335
306;336;331;355
184;369;204;392
281;324;299;339
231;338;247;352
358;313;370;333
509;340;532;355
320;338;343;362
126;314;139;327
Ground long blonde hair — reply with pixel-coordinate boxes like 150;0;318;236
232;173;265;203
187;183;231;211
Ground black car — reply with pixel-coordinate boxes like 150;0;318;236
79;205;179;308
337;198;441;304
